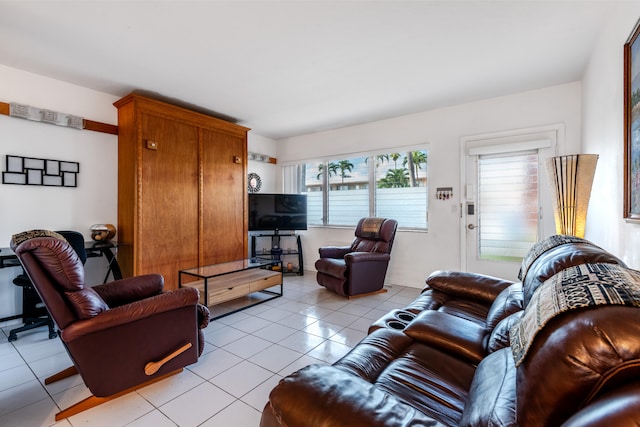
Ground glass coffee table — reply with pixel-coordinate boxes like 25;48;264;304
179;258;283;319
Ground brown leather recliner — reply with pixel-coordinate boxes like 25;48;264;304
10;230;210;421
315;217;398;297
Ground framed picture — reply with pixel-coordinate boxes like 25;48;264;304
625;18;640;220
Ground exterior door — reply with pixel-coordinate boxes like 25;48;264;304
460;126;559;280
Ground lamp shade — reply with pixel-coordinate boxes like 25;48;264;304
545;154;598;238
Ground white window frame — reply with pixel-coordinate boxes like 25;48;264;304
281;143;430;231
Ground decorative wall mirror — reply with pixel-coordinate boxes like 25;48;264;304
248;172;262;193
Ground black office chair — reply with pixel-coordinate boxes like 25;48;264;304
8;230;87;341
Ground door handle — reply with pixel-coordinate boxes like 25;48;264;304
467;224;477;230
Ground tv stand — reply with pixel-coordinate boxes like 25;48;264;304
251;232;304;276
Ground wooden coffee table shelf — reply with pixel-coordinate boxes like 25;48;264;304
179;258;283;319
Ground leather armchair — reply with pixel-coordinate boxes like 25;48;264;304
10;230;210;421
315;217;398;297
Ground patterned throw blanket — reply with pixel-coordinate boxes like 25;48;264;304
510;263;640;367
11;229;66;248
361;218;385;239
518;235;592;281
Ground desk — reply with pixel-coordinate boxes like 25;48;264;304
85;242;122;283
0;241;122;282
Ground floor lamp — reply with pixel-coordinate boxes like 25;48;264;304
545;154;598;238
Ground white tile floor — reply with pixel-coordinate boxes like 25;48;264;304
0;274;421;427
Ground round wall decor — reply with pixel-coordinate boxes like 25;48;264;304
248;173;262;193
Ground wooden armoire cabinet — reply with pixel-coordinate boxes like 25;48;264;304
114;94;249;290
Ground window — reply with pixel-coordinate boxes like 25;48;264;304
375;151;428;228
283;147;429;229
326;156;369;225
477;150;539;261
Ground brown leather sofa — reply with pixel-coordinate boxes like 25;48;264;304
261;235;640;426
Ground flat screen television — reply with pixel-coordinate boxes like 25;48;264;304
249;193;308;232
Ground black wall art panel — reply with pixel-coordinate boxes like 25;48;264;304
2;155;79;187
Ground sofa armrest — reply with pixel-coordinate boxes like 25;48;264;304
318;245;352;259
92;273;164;307
345;252;391;264
61;287;199;341
263;364;444;427
425;271;514;305
403;311;486;364
560;382;640;427
459;348;517;427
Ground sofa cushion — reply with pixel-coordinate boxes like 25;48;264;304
403;310;486;364
460;348;516;427
65;287;109;319
374;344;476;426
336;328;415;381
334;328;475;426
485;282;523;331
486;311;523;354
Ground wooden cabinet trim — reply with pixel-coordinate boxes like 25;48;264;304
114;93;250;138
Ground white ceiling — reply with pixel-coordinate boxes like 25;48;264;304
0;1;615;139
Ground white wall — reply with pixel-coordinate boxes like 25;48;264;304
0;65;120;323
248;132;279;194
0;65;120;243
278;82;582;287
582;2;640;267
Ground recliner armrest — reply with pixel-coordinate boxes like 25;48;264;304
318;245;352;259
425;271;514;305
92;273;164;307
61;287;199;341
344;252;391;264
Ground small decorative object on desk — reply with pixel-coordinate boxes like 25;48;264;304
90;224;116;241
287;262;293;272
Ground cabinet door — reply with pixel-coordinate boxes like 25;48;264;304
140;113;199;289
201;129;247;265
